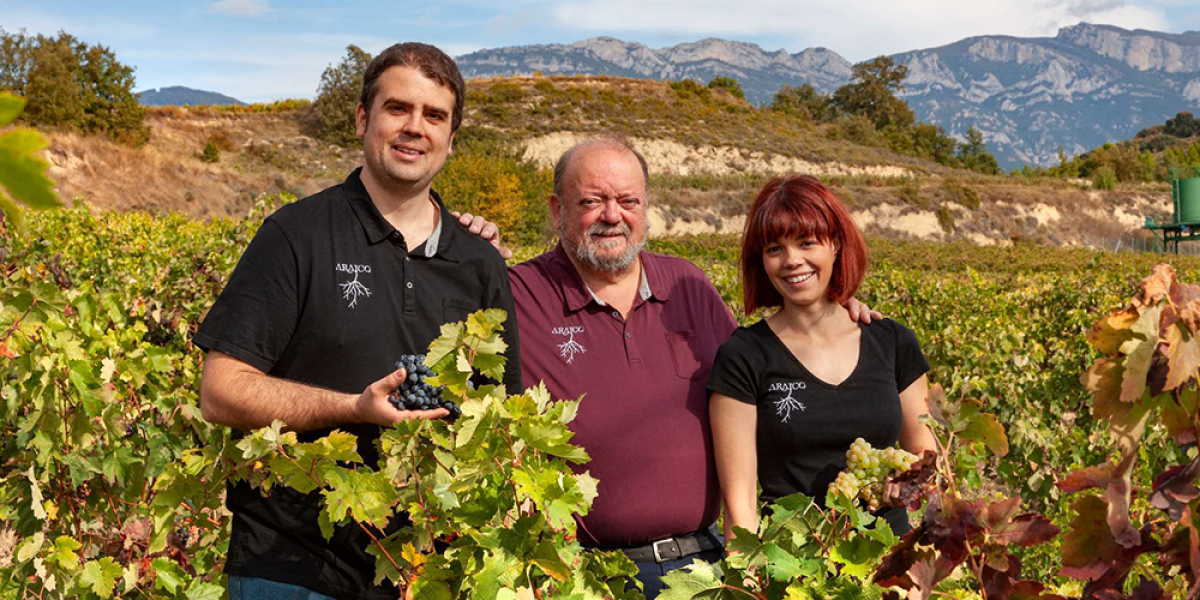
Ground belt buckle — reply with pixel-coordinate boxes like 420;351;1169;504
651;538;676;563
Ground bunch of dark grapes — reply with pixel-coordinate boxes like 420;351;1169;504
388;355;460;420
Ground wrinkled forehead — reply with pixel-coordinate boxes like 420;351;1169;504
563;146;647;196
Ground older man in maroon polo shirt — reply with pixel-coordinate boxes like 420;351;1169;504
508;139;734;596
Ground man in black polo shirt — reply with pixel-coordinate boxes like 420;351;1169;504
194;43;520;600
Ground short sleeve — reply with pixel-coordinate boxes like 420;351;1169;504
893;321;930;393
193;219;300;373
706;332;760;405
488;260;523;394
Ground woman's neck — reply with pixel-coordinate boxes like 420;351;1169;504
769;298;852;341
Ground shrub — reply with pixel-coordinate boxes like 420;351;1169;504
670;79;709;101
433;129;551;245
940;180;980;210
201;140;220;163
1092;165;1117;190
308;45;371;147
936;204;955;233
827;114;887;148
772;84;831;122
707;76;745;101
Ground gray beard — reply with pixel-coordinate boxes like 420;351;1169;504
560;219;650;275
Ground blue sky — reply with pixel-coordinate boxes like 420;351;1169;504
4;0;1200;103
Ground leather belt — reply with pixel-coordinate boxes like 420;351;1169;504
617;531;721;563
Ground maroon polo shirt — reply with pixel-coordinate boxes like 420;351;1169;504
509;244;738;546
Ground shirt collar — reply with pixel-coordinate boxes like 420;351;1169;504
343;167;462;261
551;243;667;313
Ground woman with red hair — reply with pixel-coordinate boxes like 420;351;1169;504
707;175;936;539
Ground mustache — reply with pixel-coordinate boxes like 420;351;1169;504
587;223;631;238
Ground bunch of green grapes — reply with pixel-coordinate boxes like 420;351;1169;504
828;438;919;511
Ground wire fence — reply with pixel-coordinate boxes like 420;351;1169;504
1088;234;1200;256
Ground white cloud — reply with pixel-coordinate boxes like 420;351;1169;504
210;0;269;17
550;0;1169;60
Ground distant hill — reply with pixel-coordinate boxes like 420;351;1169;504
456;24;1200;170
137;86;245;107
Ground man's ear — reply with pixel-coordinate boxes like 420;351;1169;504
355;103;367;138
549;193;562;225
448;131;455;156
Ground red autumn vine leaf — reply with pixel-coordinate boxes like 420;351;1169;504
889;451;938;511
1149;459;1200;521
989;513;1060;547
1059;495;1124;581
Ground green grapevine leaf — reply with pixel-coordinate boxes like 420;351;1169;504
48;536;81;571
766;541;806;580
0;94;23;126
657;561;724;600
26;466;46;521
470;551;522;600
15;532;43;563
151;557;185;593
530;540;572;582
185;580;225;600
0;127;58;210
321;468;395;527
78;557;122;598
513;419;590;463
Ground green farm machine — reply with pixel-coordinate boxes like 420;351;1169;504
1144;166;1200;253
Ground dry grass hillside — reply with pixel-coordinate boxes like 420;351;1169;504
36;75;1172;248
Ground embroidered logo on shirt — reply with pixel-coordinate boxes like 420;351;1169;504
551;325;586;364
335;263;372;308
767;381;807;423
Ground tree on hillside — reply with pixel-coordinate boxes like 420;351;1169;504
2;31;147;144
0;30;148;145
956;127;1000;175
1165;112;1200;138
707;76;745;101
830;56;914;130
309;44;372;147
771;83;831;122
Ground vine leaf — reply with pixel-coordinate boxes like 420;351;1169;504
1165;325;1200;391
1149;458;1200;521
658;561;725;600
1119;305;1162;404
78;557;123;598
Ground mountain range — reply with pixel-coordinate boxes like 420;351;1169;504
455;23;1200;169
137;86;245;107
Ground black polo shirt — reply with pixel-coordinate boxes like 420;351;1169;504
193;167;521;600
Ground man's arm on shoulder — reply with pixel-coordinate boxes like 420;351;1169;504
199;350;447;432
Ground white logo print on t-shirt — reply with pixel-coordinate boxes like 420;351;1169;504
335;263;372;308
767;381;807;423
552;325;586;364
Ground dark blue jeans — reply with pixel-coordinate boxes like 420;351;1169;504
227;576;338;600
630;547;725;599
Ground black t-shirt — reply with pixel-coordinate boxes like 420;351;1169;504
706;318;928;531
193;168;521;600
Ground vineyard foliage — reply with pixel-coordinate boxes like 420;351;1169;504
8;196;1200;597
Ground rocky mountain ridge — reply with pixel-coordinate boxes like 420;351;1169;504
455;23;1200;169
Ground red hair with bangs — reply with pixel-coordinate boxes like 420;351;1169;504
741;176;867;314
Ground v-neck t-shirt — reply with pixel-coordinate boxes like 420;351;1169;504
705;318;929;506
